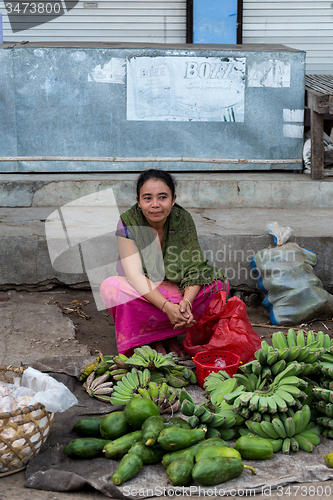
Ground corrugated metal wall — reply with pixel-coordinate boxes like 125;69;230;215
243;1;333;74
0;0;187;43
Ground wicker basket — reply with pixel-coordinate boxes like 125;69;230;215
0;365;54;476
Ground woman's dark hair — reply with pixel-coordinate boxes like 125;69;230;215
136;169;176;199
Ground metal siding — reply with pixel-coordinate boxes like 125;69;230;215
0;1;187;43
243;0;333;74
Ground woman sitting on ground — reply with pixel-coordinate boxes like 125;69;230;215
100;169;229;358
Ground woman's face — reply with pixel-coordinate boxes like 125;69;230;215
137;178;176;227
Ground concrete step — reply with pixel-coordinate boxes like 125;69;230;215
1;172;333;209
0;206;332;295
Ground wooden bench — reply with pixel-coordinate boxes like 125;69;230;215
305;75;333;179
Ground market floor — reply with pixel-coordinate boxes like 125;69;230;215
1;286;333;500
2;286;333;357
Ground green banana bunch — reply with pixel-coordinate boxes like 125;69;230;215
316;416;333;429
312;386;333;404
110;368;129;381
134;379;181;414
320;362;333;380
246;405;319;453
315;401;333;418
320;377;333;391
125;345;176;371
208;378;238;407
158;382;170;403
165;373;189;388
112;353;129;370
110;367;150;406
150;370;167;384
205;426;238;441
179;387;194;405
148;381;160;403
228;364;309;423
164;365;196;386
203;370;230;394
249;330;329;384
323;429;333;439
180;385;242;432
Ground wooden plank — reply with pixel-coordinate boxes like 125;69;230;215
324;150;333;165
309;93;325;180
306;75;333;93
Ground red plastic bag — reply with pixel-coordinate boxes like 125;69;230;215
183;291;262;364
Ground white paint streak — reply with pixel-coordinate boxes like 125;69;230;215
248;60;290;88
283;124;304;138
283;109;304;122
34;49;44;58
88;59;126;84
70;51;87;62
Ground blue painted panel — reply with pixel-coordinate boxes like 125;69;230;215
0;44;305;172
193;0;237;44
0;48;18;172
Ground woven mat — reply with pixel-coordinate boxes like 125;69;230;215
24;357;333;499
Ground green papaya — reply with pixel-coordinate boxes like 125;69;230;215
166;456;194;486
162;446;196;468
103;430;143;459
64;438;110;459
112;453;143;486
124;398;160;429
162;437;229;468
196;445;241;462
192;456;256;486
142;415;166;446
164;417;192;429
100;411;129;440
73;417;104;438
234;436;273;460
157;427;205;451
128;442;165;465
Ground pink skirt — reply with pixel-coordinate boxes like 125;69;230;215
100;277;229;355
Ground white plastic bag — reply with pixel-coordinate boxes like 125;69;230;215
21;367;78;413
251;222;333;325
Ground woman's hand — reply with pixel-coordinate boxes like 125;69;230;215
164;301;196;329
179;299;197;328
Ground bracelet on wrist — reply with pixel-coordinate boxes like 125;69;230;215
161;299;170;312
183;298;192;309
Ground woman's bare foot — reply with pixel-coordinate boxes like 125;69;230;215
164;337;191;360
150;341;167;355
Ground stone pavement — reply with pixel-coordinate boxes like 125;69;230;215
1;206;333;293
1;172;333;293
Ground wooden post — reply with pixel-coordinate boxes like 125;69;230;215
310;103;324;180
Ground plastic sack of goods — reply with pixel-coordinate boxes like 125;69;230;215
250;221;333;325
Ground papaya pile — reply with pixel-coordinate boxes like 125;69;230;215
73;330;333;486
64;395;257;487
78;346;196;410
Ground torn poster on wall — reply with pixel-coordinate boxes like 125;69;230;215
247;60;291;88
127;56;245;122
